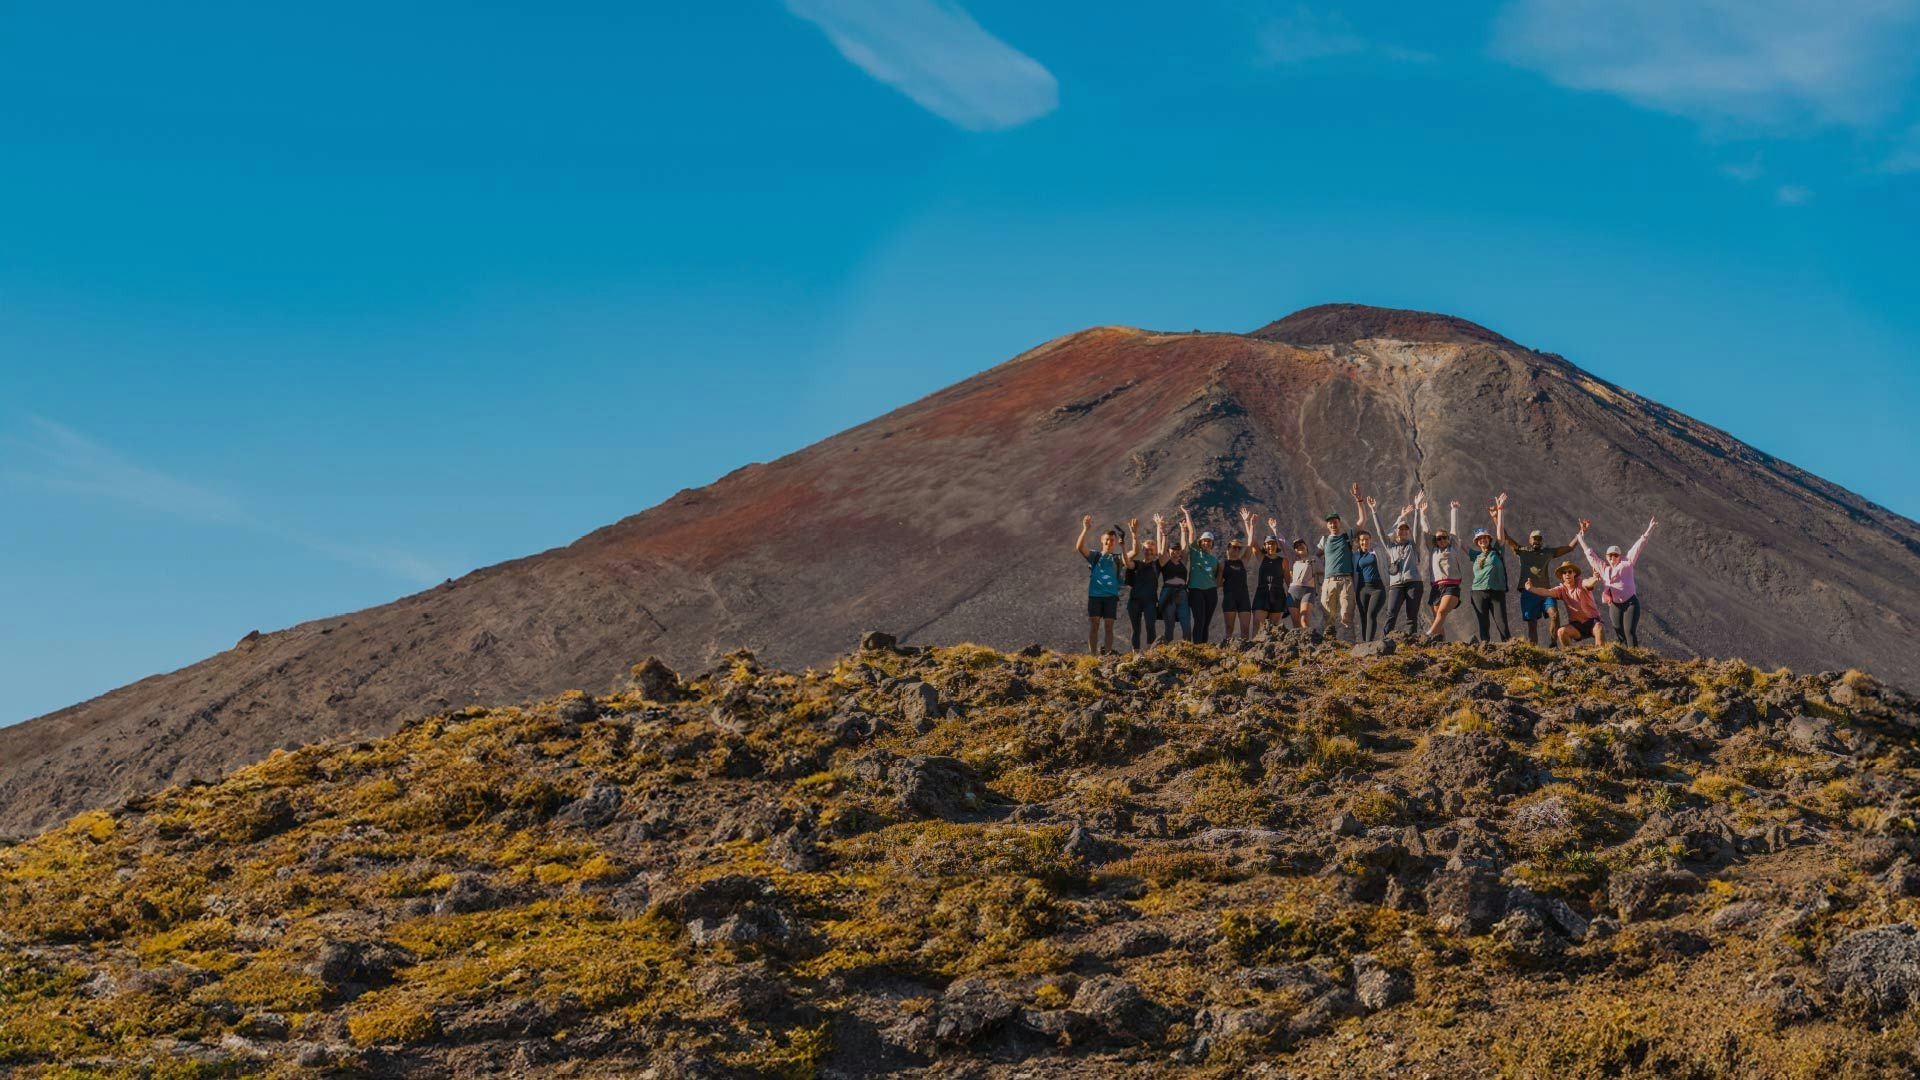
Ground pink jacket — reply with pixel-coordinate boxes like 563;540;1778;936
1579;526;1652;604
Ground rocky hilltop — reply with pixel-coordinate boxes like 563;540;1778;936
5;302;1918;838
5;633;1920;1077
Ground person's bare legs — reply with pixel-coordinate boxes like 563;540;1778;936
1426;595;1459;640
1102;617;1116;654
1555;625;1580;648
1088;618;1100;654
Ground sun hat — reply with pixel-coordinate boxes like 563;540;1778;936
1556;562;1580;577
1324;512;1341;521
1529;529;1544;539
1606;544;1623;556
1199;531;1214;541
1472;528;1491;540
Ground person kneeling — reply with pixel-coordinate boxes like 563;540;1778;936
1522;561;1606;648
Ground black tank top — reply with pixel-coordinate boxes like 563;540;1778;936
1162;555;1188;587
1223;557;1248;590
1127;558;1161;596
1257;555;1286;590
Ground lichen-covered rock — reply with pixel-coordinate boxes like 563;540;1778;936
1415;732;1535;797
898;681;943;730
848;750;989;819
1826;923;1920;1015
1425;866;1509;935
1068;975;1168;1045
1351;954;1412;1011
626;656;681;700
1609;866;1703;922
555;784;623;829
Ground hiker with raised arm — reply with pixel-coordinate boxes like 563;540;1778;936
1183;505;1223;644
1423;499;1463;642
1076;514;1123;654
1123;517;1163;652
1353;510;1386;642
1158;513;1192;642
1316;483;1369;642
1468;492;1513;643
1505;515;1580;647
1253;515;1291;634
1521;560;1607;648
1220;509;1257;641
1288;537;1318;630
1579;516;1658;647
1376;493;1427;638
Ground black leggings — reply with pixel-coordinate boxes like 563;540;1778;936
1189;586;1219;643
1384;581;1424;634
1127;594;1158;651
1610;595;1641;646
1471;589;1510;642
1355;583;1386;641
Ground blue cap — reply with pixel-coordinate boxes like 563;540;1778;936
1472;528;1491;539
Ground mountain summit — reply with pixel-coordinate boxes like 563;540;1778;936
2;304;1916;835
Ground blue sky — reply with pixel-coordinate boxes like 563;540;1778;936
3;1;1918;725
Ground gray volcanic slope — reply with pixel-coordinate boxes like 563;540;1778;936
2;303;1915;835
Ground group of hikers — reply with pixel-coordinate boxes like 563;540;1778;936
1074;484;1657;656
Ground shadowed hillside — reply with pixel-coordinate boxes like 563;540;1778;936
4;303;1917;837
3;634;1920;1076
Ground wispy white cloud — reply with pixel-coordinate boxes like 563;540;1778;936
6;417;447;585
1257;5;1433;65
1774;183;1814;205
783;0;1058;131
1491;0;1920;132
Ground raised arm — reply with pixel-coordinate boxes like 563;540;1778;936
1265;516;1288;555
1365;495;1385;540
1576;518;1600;570
1153;513;1166;557
1351;482;1366;528
1240;508;1257;551
1075;514;1092;557
1625;516;1657;565
1180;505;1195;548
1448;499;1459;539
1493;491;1508;546
1126;517;1141;563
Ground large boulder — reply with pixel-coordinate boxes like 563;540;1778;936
626;657;681;700
1068;976;1169;1045
1826;923;1920;1015
653;875;794;949
1609;866;1703;922
1415;732;1534;797
849;751;990;819
1425;866;1510;935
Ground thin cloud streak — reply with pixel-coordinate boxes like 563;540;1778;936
6;417;447;586
1491;0;1920;132
1257;5;1433;65
783;0;1058;131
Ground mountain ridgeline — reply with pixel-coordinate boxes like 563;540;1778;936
1;303;1916;837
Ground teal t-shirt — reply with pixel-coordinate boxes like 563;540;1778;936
1471;547;1508;591
1319;530;1355;576
1085;551;1122;597
1188;549;1221;589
